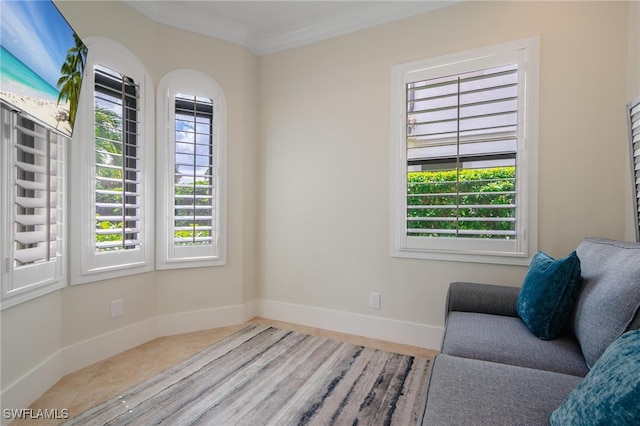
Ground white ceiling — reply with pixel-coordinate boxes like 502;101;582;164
124;1;458;56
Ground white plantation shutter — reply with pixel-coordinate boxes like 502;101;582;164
629;98;640;241
1;103;65;305
391;38;539;264
173;95;215;248
156;69;226;269
14;118;63;267
406;65;518;241
94;65;141;252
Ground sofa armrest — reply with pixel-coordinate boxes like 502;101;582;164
446;282;520;319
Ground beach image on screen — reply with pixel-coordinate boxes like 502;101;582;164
1;0;86;137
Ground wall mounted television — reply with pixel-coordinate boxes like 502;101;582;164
1;0;87;138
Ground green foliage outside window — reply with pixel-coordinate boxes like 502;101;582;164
174;179;212;244
174;227;211;243
95;105;125;249
407;166;516;238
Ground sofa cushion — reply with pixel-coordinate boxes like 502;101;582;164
550;329;640;425
446;282;520;318
420;354;583;426
442;312;588;376
573;238;640;368
517;251;581;340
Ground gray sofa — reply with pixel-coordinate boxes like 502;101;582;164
419;238;640;425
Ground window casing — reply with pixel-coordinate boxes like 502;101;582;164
391;38;539;264
1;103;66;308
70;37;154;284
156;69;227;269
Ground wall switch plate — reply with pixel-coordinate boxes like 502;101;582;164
111;299;123;318
369;292;381;309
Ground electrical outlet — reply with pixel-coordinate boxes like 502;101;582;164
111;299;123;318
369;292;381;309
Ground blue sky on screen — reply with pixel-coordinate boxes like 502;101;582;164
1;0;77;89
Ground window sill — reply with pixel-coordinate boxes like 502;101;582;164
156;256;227;270
70;262;154;286
1;280;65;311
391;247;532;266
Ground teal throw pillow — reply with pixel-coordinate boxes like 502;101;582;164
516;251;581;340
550;329;640;425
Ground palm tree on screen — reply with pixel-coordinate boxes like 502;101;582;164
57;34;87;127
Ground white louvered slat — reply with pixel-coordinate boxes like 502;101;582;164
14;246;47;264
15;196;47;208
14;230;47;245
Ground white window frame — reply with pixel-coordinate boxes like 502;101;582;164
1;105;67;309
628;97;640;242
70;37;154;284
390;38;539;265
156;69;227;269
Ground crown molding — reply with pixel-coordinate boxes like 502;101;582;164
125;1;255;52
124;1;458;57
255;1;456;56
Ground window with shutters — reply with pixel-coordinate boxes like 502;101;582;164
628;98;640;242
391;38;539;264
94;65;141;252
156;69;226;269
1;103;67;308
70;37;154;284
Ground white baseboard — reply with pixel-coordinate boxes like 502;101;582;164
156;304;246;336
243;299;259;322
257;299;443;350
0;306;243;420
1;299;441;422
0;351;64;426
61;318;158;375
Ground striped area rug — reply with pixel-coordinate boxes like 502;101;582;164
63;325;431;425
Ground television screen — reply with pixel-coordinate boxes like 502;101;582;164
1;0;87;138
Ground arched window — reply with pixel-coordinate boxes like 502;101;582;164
156;69;227;268
70;37;155;284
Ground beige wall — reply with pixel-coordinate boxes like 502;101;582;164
1;292;62;390
626;0;640;241
258;1;630;327
630;0;640;99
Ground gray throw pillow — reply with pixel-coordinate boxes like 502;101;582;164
572;238;640;368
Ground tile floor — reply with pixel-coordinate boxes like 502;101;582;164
9;317;437;425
